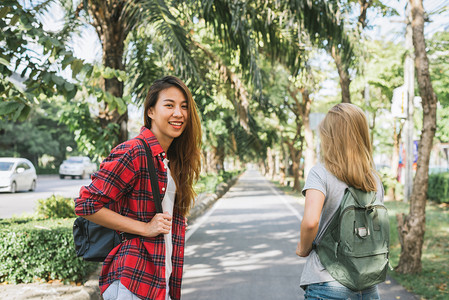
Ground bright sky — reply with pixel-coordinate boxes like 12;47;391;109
40;4;101;64
369;0;449;41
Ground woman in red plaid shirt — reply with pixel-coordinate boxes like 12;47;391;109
75;76;202;300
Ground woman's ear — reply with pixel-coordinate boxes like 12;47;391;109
147;108;154;119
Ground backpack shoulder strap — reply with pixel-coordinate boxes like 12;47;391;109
347;187;377;207
136;138;163;214
312;188;349;249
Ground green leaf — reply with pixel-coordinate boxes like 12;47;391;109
42;72;51;84
64;81;75;91
65;87;77;100
17;104;31;121
102;67;113;79
51;74;64;86
0;57;10;67
61;55;75;70
71;60;84;77
0;7;10;19
10;14;20;26
116;97;127;115
0;101;22;115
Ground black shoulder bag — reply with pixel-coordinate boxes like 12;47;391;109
73;138;163;261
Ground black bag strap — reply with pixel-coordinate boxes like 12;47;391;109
137;138;163;214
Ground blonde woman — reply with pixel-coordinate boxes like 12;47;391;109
296;103;383;299
75;76;202;300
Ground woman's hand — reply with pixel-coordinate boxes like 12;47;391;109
81;208;173;238
143;211;172;237
296;241;311;257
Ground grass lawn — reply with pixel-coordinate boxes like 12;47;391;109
272;179;449;299
385;200;449;300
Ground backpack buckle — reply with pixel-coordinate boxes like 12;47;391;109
355;226;370;238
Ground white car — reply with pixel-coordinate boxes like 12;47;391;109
0;157;37;193
59;156;97;179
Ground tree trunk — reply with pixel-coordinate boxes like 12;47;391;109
266;147;276;180
389;121;404;200
87;0;128;144
258;159;267;176
301;90;315;179
331;45;351;103
286;141;302;192
369;110;377;148
279;137;287;186
211;144;225;173
357;0;370;29
396;0;438;274
330;1;371;104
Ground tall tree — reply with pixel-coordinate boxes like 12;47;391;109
329;0;397;103
396;0;438;274
71;0;196;144
428;31;449;147
186;0;350;172
351;39;404;200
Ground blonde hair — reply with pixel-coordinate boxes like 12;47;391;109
144;76;202;217
319;103;377;192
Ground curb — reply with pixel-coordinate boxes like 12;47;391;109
74;265;102;300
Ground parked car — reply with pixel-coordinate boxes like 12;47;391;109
0;157;37;193
59;156;97;179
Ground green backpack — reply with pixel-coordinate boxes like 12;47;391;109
314;187;391;291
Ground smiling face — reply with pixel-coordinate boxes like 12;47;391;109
148;86;189;151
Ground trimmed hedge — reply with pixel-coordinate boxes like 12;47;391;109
0;218;98;284
36;195;76;219
195;170;242;194
428;172;449;203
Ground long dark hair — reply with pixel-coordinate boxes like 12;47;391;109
143;76;202;216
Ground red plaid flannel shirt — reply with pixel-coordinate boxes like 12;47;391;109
75;127;186;300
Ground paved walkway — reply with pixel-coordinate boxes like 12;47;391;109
182;169;419;299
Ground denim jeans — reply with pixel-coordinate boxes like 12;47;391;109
304;281;380;300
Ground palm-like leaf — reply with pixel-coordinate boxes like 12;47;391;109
125;31;165;106
196;0;349;83
122;0;198;79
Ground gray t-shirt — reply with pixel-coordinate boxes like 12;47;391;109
299;163;384;288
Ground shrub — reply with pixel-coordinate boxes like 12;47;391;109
35;165;59;175
379;168;396;193
195;170;242;194
36;195;76;219
0;218;98;284
428;172;449;203
378;167;403;200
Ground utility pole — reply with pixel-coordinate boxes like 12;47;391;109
404;4;415;202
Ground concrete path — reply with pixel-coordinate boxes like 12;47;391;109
182;170;419;300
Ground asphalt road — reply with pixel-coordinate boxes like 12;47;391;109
0;175;90;219
182;170;419;300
